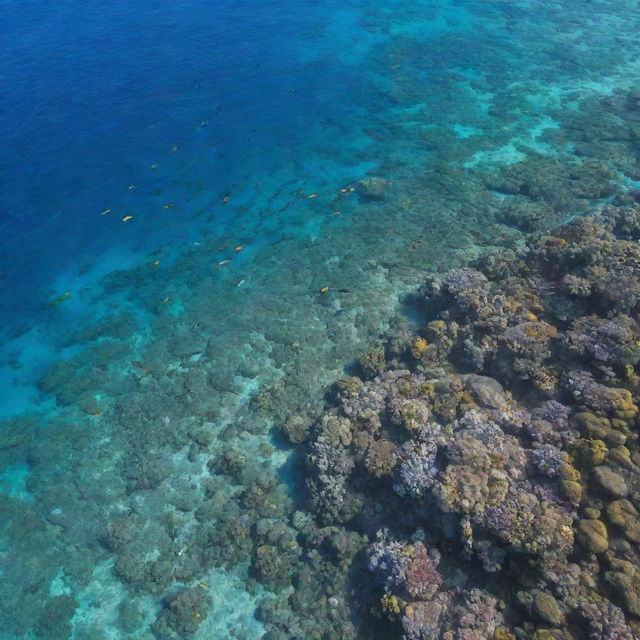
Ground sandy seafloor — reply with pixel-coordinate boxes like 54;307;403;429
2;0;640;637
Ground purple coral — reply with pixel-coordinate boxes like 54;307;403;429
531;400;571;425
530;444;568;477
422;268;492;320
578;600;634;640
395;440;439;497
447;589;503;640
564;315;640;366
394;423;443;497
340;370;430;433
369;532;443;601
483;489;574;559
401;595;451;640
562;369;635;415
306;414;356;522
525;400;575;447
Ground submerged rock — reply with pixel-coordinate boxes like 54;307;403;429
578;518;609;554
533;591;565;627
461;374;507;409
607;499;640;543
593;466;629;498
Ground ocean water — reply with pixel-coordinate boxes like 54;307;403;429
2;0;640;638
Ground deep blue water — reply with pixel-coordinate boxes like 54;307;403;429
2;0;640;637
2;0;361;314
2;0;382;414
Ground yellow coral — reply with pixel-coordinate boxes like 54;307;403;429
411;336;429;358
380;593;402;617
522;321;558;340
421;382;435;396
504;296;522;313
558;463;581;482
575;438;607;467
428;320;446;331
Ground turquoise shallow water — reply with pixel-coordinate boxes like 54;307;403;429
2;0;640;637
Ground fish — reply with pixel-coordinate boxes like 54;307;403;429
122;215;133;222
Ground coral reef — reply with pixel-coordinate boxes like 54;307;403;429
303;205;640;640
151;588;211;639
